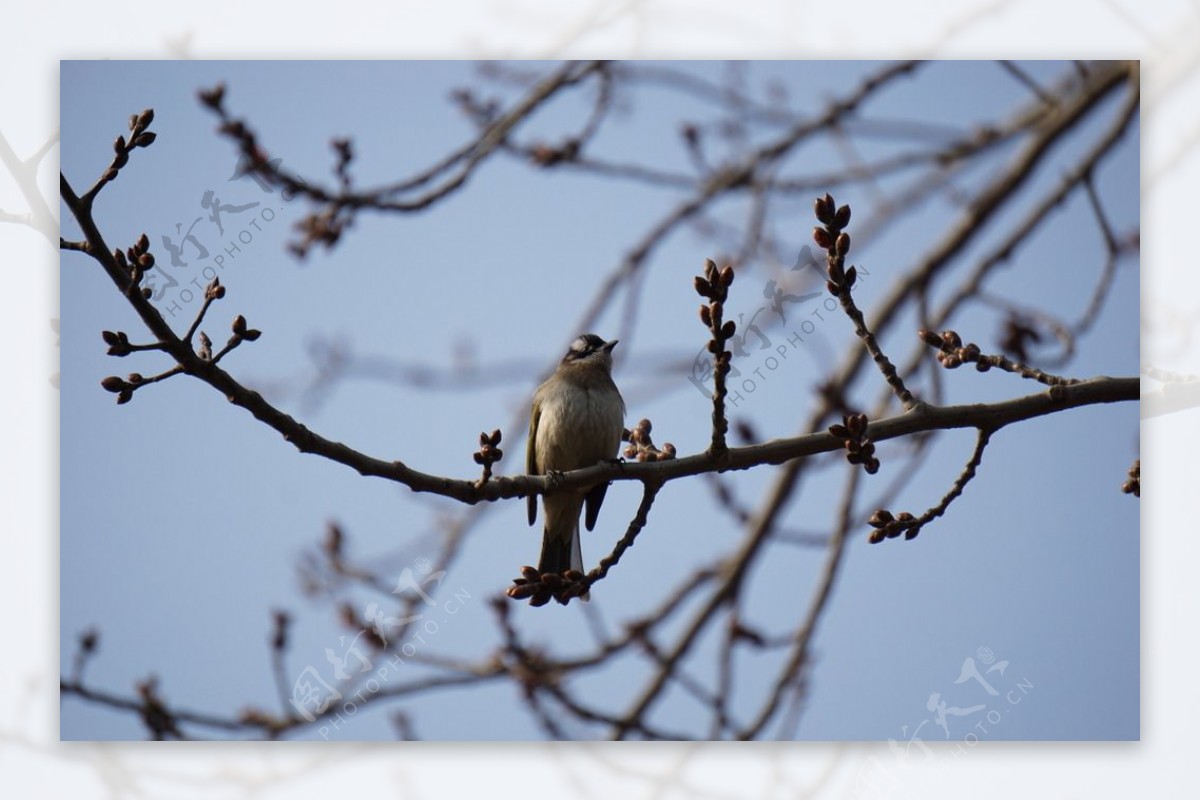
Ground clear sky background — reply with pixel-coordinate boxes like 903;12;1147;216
58;59;1139;745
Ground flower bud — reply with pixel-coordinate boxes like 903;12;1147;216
868;509;894;526
918;329;943;348
507;583;536;600
814;195;832;224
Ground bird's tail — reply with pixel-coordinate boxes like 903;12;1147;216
536;523;580;575
538;496;589;601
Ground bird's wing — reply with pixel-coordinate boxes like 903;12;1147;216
526;400;540;527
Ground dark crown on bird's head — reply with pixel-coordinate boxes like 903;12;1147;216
561;333;618;366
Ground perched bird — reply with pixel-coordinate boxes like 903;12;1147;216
527;334;626;585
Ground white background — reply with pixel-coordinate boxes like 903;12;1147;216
4;0;1196;796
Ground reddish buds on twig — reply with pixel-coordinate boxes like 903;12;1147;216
623;418;676;462
507;565;590;607
828;412;879;475
472;429;504;486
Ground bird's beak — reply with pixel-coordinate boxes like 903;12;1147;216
603;339;619;352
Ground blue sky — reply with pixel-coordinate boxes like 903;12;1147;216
59;60;1139;741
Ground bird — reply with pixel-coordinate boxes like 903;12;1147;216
527;334;626;590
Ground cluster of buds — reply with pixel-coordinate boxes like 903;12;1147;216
473;429;504;486
696;258;736;453
204;276;227;302
1121;459;1140;498
507;565;589;607
99;278;261;403
919;329;989;371
696;259;736;344
920;327;1072;388
100;373;142;405
624;418;676;462
197;280;261;362
828;412;880;475
98;109;156;189
812;193;857;294
867;509;921;543
101;329;133;357
230;312;262;344
113;232;156;298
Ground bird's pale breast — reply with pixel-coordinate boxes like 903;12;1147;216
534;381;624;473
